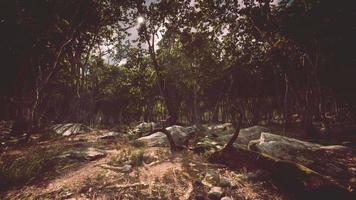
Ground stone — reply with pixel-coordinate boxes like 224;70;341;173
219;177;232;187
205;123;235;136
61;147;106;161
185;125;198;135
207;187;223;200
249;132;356;190
98;131;121;139
136;125;189;147
119;164;132;173
235;126;270;145
202;171;220;187
100;164;132;173
221;197;233;200
142;151;160;164
195;125;270;153
51;123;91;136
132;122;156;135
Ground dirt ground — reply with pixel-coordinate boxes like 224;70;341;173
0;128;292;200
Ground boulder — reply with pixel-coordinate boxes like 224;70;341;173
51;123;91;136
249;132;356;190
236;126;270;145
136;125;189;147
194;125;269;152
205;123;235;136
132;122;156;135
249;132;324;164
185;125;199;135
98;131;121;140
60;147;106;161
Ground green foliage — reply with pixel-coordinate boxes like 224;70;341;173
1;0;355;132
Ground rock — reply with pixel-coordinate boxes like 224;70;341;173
195;137;225;152
132;122;156;135
195;125;270;152
250;132;356;190
142;151;160;164
236;126;270;145
207;187;223;200
136;132;167;147
249;132;323;163
51;123;91;136
98;131;121;139
202;171;220;187
61;147;106;161
219;177;232;187
205;123;235;136
119;164;132;173
100;164;132;173
185;125;198;135
136;125;189;147
221;197;233;200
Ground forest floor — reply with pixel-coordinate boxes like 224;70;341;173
0;123;355;200
0;126;294;200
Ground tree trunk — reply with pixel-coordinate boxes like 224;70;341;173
192;83;201;125
283;72;290;133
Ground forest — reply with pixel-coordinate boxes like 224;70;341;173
0;0;355;199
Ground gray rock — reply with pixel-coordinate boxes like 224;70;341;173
51;123;91;136
119;164;132;173
221;197;233;200
185;125;198;135
132;122;156;135
219;177;232;187
250;132;323;163
61;147;106;161
250;132;355;190
136;125;189;147
202;171;220;187
142;151;160;164
100;163;132;173
236;126;270;145
207;187;223;200
99;131;121;139
195;125;269;152
205;123;235;136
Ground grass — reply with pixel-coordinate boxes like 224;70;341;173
130;140;146;148
0;148;59;191
110;146;146;167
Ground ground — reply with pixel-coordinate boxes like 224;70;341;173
0;126;295;200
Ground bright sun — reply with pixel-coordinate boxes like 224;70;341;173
137;16;145;25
